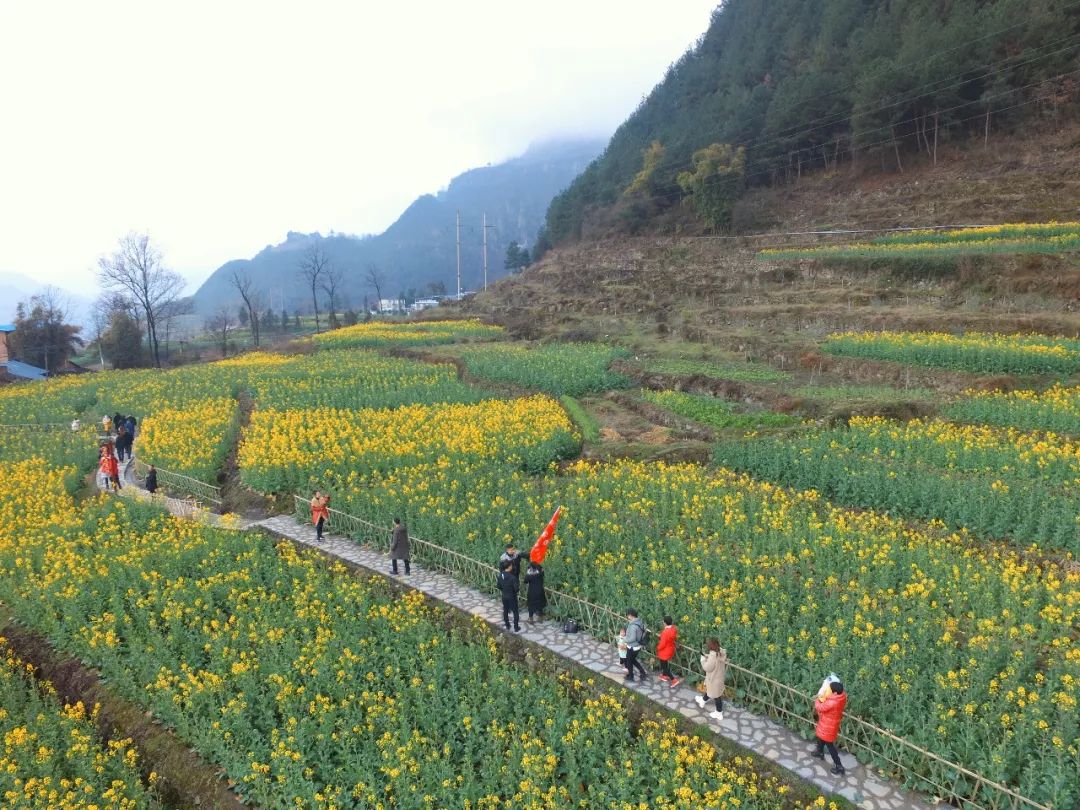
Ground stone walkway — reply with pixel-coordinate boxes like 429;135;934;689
256;515;936;810
105;459;935;809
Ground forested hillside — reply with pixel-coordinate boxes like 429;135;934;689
545;0;1080;242
191;138;602;314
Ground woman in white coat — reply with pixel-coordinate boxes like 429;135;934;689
694;638;728;721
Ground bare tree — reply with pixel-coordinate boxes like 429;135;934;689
320;265;344;330
205;307;232;358
230;269;263;347
97;233;185;368
298;245;329;333
160;297;194;361
365;264;384;312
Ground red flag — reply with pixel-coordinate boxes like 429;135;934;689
530;507;563;564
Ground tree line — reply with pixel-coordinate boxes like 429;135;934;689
9;226;545;375
544;0;1080;242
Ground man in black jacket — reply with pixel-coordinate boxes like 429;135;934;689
497;562;520;632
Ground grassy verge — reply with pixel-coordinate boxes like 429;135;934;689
559;395;601;443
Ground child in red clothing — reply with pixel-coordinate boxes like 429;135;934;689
812;679;848;776
656;616;680;687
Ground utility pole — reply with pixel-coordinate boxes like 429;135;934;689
482;212;489;291
455;209;462;299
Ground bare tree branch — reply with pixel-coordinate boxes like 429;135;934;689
230;269;263;347
320;265;344;330
97;233;185;368
298;245;329;333
205;306;232;358
365;264;384;311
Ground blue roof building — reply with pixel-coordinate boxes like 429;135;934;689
0;324;48;381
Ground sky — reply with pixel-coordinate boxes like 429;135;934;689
0;1;718;300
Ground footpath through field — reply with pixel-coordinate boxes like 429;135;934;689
107;459;936;810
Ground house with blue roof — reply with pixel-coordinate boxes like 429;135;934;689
0;324;48;382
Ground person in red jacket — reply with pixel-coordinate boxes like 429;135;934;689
311;491;330;543
656;616;680;687
812;680;847;776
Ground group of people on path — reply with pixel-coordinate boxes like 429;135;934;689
97;413;157;495
307;493;848;777
617;608;849;776
310;492;413;577
497;543;546;633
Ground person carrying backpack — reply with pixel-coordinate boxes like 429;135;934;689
623;609;648;682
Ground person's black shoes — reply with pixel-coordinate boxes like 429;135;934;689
810;749;825;760
830;766;845;776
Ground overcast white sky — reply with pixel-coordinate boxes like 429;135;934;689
0;1;717;299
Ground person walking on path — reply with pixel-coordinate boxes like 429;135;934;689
615;627;629;674
524;561;546;621
656;616;680;686
390;517;411;575
310;491;330;543
98;446;113;490
499;544;524;580
694;639;727;722
497;562;520;632
115;425;130;461
102;415;112;435
812;679;848;776
623;609;648;682
106;451;121;491
125;415;136;440
145;465;158;495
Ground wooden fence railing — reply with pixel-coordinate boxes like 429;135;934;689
133;459;222;505
292;495;1051;810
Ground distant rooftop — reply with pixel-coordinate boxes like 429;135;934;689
0;359;47;380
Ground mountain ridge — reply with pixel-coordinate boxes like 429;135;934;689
191;138;604;314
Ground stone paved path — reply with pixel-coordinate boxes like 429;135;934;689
105;457;936;809
256;515;937;810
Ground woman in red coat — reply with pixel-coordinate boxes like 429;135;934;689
656;616;680;687
812;680;847;775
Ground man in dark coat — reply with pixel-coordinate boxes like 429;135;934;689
390;517;411;575
524;562;546;621
497;562;520;632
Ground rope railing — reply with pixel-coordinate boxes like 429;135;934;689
133;459;222;506
292;495;1050;810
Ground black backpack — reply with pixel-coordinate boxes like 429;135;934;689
562;618;580;634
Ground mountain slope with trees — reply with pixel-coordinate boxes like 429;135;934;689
545;0;1080;242
191;138;603;315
